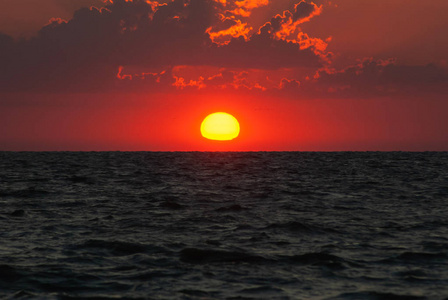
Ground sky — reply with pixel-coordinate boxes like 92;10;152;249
0;0;447;151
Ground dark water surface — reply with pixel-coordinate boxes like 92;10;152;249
1;152;448;299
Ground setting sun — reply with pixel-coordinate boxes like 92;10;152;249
201;112;240;141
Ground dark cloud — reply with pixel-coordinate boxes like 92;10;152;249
0;0;445;97
0;0;326;92
266;0;321;33
210;34;322;69
292;59;448;98
157;58;448;98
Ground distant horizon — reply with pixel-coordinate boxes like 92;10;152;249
2;150;447;153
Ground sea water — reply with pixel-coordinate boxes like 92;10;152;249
1;152;447;299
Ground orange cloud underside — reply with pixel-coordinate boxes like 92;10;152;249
207;20;252;44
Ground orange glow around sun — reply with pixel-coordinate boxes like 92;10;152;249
201;112;240;141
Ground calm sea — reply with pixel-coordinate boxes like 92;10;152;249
1;152;448;299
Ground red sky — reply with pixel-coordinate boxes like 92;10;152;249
0;0;447;151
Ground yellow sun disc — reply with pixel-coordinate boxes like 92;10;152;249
201;112;240;141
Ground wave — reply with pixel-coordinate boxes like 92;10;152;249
159;200;184;210
327;291;427;300
179;248;265;264
381;252;448;264
281;252;355;270
265;221;341;234
9;209;26;217
67;175;96;185
0;187;50;198
1;152;448;298
0;264;24;284
70;240;160;257
215;204;247;212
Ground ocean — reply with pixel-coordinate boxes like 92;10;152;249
0;152;447;299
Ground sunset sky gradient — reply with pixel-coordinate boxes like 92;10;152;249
1;0;447;151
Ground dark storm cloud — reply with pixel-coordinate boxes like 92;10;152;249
268;0;321;32
0;0;445;97
0;1;153;91
211;34;321;69
0;0;326;92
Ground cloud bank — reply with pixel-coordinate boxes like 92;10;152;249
0;0;446;97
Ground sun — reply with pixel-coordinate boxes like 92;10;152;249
201;112;240;141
